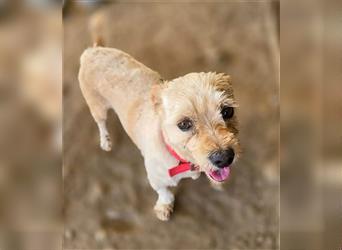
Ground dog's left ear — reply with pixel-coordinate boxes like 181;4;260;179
214;73;238;106
214;73;235;98
214;73;232;90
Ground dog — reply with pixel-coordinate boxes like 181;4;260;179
78;19;241;221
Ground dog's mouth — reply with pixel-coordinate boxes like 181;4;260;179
207;166;231;182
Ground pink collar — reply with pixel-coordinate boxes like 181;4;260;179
163;138;197;177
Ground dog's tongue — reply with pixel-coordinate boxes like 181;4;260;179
209;167;231;182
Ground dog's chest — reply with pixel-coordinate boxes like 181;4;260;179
145;156;201;188
171;170;201;184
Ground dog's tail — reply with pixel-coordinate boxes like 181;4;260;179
89;10;106;47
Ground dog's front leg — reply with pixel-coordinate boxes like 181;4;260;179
153;187;174;221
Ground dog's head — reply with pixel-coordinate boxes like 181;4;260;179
152;72;241;183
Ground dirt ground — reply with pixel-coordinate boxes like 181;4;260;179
63;2;279;249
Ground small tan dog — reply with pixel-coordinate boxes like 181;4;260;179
79;29;241;221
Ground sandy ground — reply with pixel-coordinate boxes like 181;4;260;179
63;2;279;249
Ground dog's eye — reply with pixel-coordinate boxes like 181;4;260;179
221;106;234;120
177;118;193;131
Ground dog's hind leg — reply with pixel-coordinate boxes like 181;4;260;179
96;118;111;152
81;87;112;151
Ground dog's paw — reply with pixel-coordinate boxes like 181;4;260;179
154;203;173;221
100;135;112;151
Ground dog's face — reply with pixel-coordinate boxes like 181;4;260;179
153;72;241;183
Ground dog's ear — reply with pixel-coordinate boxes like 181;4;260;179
214;73;232;91
150;82;165;112
214;73;235;97
213;73;238;107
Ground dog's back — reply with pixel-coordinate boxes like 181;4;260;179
78;12;161;145
79;9;161;112
79;46;160;112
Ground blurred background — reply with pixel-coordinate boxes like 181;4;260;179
0;0;62;250
0;0;340;250
63;1;279;249
281;0;342;249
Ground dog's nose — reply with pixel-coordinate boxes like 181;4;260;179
209;148;235;168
